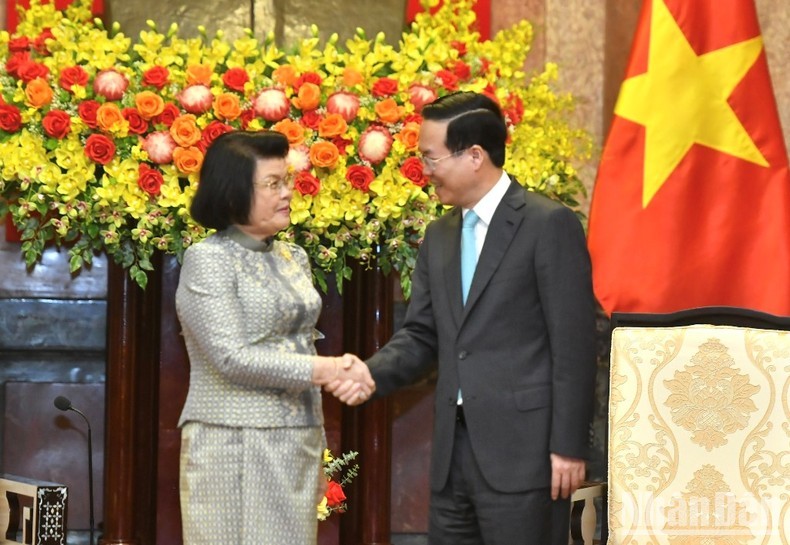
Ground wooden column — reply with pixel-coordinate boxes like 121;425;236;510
101;257;161;545
340;261;393;545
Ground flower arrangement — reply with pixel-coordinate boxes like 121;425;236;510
0;0;590;295
317;448;359;521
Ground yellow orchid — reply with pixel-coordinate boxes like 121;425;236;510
0;0;589;295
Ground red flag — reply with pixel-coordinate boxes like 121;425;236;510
587;0;790;316
405;0;491;41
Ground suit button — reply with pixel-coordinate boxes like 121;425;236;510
458;350;468;360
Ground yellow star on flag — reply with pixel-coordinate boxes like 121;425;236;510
615;0;768;207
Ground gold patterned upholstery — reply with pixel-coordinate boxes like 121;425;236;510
608;312;790;544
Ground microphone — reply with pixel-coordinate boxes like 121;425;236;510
54;396;95;545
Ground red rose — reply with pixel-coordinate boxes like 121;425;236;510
449;60;471;81
84;133;116;164
293;171;321;196
142;66;170;89
0;104;22;132
404;113;423;124
59;65;89;92
33;28;54;55
240;108;255;130
222;67;249;92
436;70;459;91
400;156;427;187
178;84;213;114
138;163;164;196
326;91;361;122
332;136;353;156
253;88;290;121
42;110;72;139
94;69;129;101
371;77;398;97
18;61;49;83
325;481;346;508
122;107;149;135
8;37;30;52
152;103;181;128
5;52;31;78
300;109;321;130
78;100;101;128
294;72;322;90
450;40;467;57
358;126;393;165
200;120;234;152
346;164;375;192
142;131;177;164
408;85;437;113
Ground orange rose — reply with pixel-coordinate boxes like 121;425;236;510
342;67;364;87
272;65;298;87
293;82;321;111
134;91;165;120
272;118;305;145
186;63;213;85
375;98;402;124
24;77;53;108
213;92;241;121
395;121;421;151
318;113;348;138
172;146;204;174
96;102;124;131
309;141;340;169
169;114;202;147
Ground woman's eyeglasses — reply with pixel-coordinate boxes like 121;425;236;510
254;174;295;192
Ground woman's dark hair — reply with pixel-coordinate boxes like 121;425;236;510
189;130;289;230
422;91;507;167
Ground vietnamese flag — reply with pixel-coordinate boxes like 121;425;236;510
587;0;790;316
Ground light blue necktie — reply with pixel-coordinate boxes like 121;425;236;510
461;210;479;305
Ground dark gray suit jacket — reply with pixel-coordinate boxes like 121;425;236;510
368;178;597;493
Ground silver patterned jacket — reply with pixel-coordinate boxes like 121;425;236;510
176;226;324;429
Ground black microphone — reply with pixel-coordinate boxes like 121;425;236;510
54;395;95;545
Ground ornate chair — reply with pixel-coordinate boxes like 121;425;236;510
607;307;790;544
0;474;67;545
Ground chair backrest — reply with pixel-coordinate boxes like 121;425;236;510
607;307;790;544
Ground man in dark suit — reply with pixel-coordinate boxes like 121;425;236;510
360;91;597;545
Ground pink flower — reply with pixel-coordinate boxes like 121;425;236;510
93;69;129;101
142;131;177;164
287;145;311;172
253;88;290;122
326;91;361;122
409;84;437;112
358;126;393;165
178;84;213;114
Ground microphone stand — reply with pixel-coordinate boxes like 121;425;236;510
69;405;95;545
54;397;95;545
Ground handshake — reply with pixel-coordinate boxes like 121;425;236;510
313;353;376;406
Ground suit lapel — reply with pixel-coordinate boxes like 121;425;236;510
462;180;525;321
441;208;464;328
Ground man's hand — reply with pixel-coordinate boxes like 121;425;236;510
550;453;586;500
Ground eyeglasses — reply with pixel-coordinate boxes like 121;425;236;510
419;149;468;170
254;174;295;192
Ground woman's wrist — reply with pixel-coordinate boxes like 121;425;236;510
312;356;340;385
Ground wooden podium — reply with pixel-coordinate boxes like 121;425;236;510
0;475;67;545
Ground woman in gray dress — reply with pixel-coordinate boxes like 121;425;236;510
175;130;373;545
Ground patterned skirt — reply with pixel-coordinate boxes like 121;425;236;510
180;422;324;545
